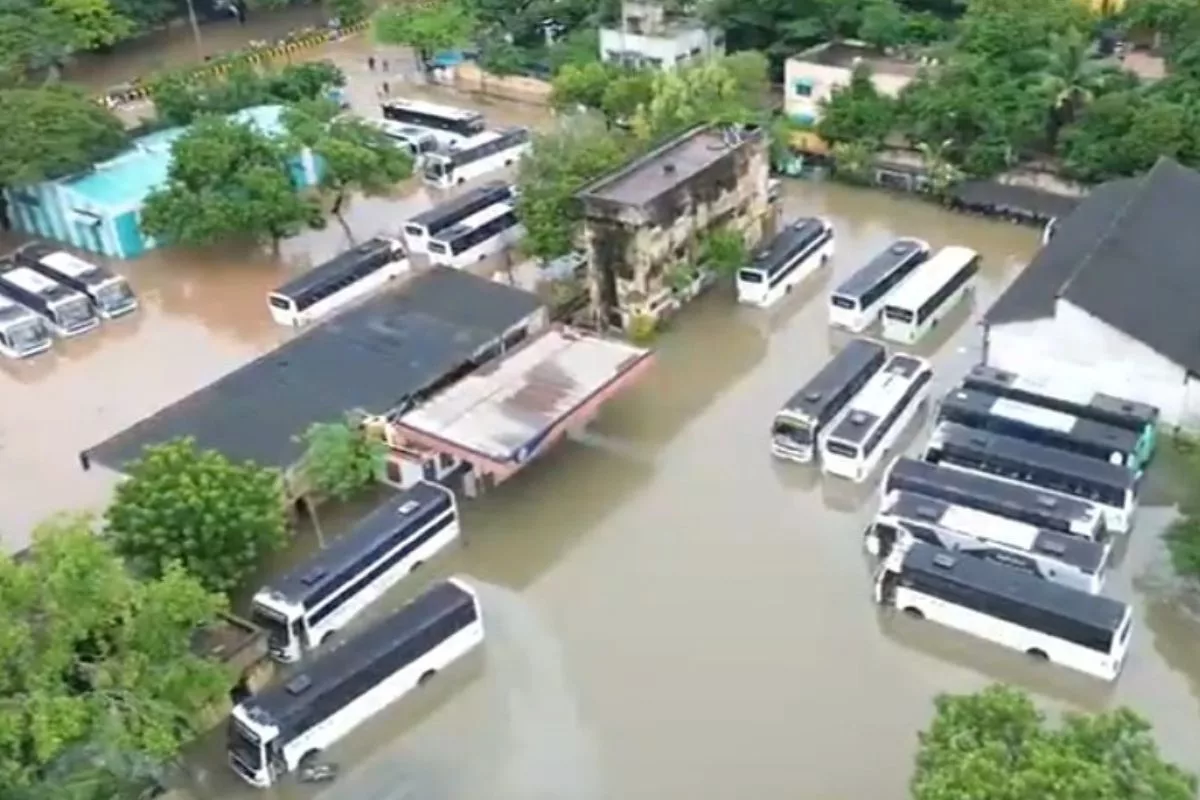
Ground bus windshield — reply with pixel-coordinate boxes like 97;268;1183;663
7;318;48;352
884;307;914;323
95;281;133;311
424;161;449;181
773;417;812;444
737;270;764;284
830;295;855;309
250;603;291;651
227;718;264;770
54;297;93;328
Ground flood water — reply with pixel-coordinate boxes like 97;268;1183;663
3;35;1199;799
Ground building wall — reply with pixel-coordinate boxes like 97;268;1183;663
984;301;1196;429
598;25;723;70
783;58;912;124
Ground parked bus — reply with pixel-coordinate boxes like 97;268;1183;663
15;243;138;319
937;386;1140;470
874;540;1132;681
0;294;51;359
427;201;524;269
228;578;484;788
250;483;460;663
266;237;408;327
0;265;99;337
821;353;933;482
880;245;979;345
369;119;440;164
402;181;514;255
961;364;1159;469
771;338;887;463
735;217;834;308
925;422;1138;534
380;98;486;147
422;128;532;189
828;237;929;332
883;457;1106;541
868;490;1108;593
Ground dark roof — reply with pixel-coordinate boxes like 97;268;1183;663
950;181;1081;219
87;267;542;471
984;158;1200;372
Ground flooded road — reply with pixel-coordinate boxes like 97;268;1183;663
164;182;1200;799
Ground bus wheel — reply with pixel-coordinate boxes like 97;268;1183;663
902;607;924;619
418;669;437;686
320;631;337;646
1026;648;1049;661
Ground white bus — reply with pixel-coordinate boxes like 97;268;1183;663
0;295;51;359
427;201;524;269
771;338;887;463
883;457;1107;541
0;265;99;337
380;98;486;148
881;245;979;344
267;237;408;327
422;128;532;189
868;490;1109;594
15;243;138;319
250;483;460;663
402;181;514;255
875;540;1132;681
735;217;834;308
821;353;933;482
228;578;484;788
829;238;929;332
368;119;440;165
925;422;1138;534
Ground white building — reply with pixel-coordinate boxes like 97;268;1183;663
599;1;723;71
784;41;920;125
982;157;1200;430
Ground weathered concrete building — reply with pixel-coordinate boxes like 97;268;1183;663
599;1;724;71
785;41;921;126
578;124;770;327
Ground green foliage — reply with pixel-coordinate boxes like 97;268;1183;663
857;0;910;50
0;87;127;188
140;116;324;248
298;418;386;501
550;61;612;113
601;69;656;123
1058;89;1196;182
373;0;477;54
1165;442;1200;578
0;0;134;83
547;27;602;73
516;115;633;259
0;514;229;797
817;65;898;146
627;313;657;344
912;684;1197;800
329;0;367;23
830;139;876;184
699;228;747;277
479;40;529;77
104;438;289;594
632;57;764;141
150;61;347;127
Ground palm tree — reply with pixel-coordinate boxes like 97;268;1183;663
1042;29;1109;145
916;138;963;197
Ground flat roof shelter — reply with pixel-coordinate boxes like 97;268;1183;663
85;267;544;473
390;328;653;484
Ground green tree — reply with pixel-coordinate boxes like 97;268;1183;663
858;0;910;50
516;114;632;259
547;27;602;73
633;59;758;141
104;438;289;594
373;0;477;69
817;64;898;146
140;116;324;250
0;87;126;189
0;0;133;83
550;61;612;113
1058;90;1192;181
721;50;770;105
0;514;229;797
298;417;386;501
266;61;346;104
601;69;656;125
699;228;747;277
329;0;367;23
912;684;1197;800
956;0;1092;73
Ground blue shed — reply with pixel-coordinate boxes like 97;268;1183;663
5;105;321;260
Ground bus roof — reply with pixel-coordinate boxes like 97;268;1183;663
779;338;886;419
834;237;928;297
828;354;930;443
744;217;828;278
382;98;483;122
272;237;400;299
434;202;515;244
963;364;1160;426
883;490;1106;574
931;422;1136;490
263;483;453;607
884;245;978;310
407;182;512;228
242;580;475;737
445;127;530;167
0;293;36;324
0;266;79;301
899;540;1126;632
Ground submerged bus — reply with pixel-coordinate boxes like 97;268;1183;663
422;128;532;189
875;540;1132;681
882;457;1106;541
880;245;979;345
402;181;514;255
869;490;1109;593
427;201;524;268
0;294;51;359
15;243;138;319
380;98;486;147
267;237;408;327
937;386;1141;470
735;217;834;308
925;422;1138;534
228;578;484;788
250;483;460;663
0;265;99;337
961;364;1159;469
828;238;929;332
771;338;887;463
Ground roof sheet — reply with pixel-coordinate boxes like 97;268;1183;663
396;329;650;463
87;268;542;471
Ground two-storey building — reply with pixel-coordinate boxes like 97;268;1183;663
599;1;724;70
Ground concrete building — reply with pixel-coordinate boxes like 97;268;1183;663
578;124;770;327
982;158;1200;430
599;1;723;71
4;105;320;260
784;41;922;125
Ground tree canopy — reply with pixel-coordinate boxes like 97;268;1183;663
150;61;347;127
0;87;126;188
373;0;477;57
0;514;229;799
297;417;386;502
912;684;1197;800
104;438;289;594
